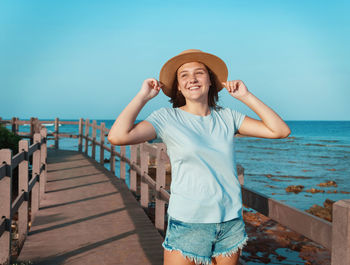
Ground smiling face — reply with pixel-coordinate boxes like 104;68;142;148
176;62;211;103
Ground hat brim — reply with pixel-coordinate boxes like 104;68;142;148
159;51;228;97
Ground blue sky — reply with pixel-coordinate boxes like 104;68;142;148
1;0;349;120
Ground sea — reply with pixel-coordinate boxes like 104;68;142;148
7;120;350;212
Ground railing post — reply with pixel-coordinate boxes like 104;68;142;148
0;149;12;265
110;145;115;175
34;118;40;133
331;199;350;265
78;118;83;152
18;140;29;254
40;128;47;201
120;146;126;180
30;117;35;144
237;164;245;216
100;123;105;165
31;133;41;221
92;120;97;160
130;145;137;194
237;164;244;186
140;144;150;211
155;144;166;235
84;119;89;155
11;117;16;133
54;117;59;149
15;117;19;133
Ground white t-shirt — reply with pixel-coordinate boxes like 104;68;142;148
145;107;246;223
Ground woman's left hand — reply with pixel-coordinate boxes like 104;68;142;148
222;80;250;100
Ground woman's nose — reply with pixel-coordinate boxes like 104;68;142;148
189;74;198;83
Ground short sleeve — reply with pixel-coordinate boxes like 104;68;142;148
144;108;166;140
230;109;246;134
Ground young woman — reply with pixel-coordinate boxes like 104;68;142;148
108;49;290;265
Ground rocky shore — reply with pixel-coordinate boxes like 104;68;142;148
241;209;330;264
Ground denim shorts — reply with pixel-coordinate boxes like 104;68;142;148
162;215;249;265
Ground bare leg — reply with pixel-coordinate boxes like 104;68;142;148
164;249;197;265
211;249;241;265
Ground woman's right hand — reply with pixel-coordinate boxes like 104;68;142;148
139;78;162;101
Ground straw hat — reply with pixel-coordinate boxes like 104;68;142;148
159;49;228;97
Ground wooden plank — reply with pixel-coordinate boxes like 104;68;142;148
0;149;12;265
0;164;7;181
59;121;79;125
57;133;79;138
11;193;25;216
159;187;170;201
103;145;111;152
18;140;29;254
268;197;332;249
11;151;25;169
242;186;269;216
38;120;54;124
28;142;40;157
242;185;332;250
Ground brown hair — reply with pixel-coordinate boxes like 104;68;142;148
169;65;222;110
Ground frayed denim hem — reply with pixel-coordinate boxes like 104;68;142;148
162;242;212;265
212;234;249;258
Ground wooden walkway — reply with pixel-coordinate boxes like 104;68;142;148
18;149;164;265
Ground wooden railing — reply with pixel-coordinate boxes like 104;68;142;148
1;117;349;265
0;122;47;265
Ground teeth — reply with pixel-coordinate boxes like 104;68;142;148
189;86;200;90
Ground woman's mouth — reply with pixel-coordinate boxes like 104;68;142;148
189;86;200;91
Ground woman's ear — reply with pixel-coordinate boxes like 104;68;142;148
177;83;182;92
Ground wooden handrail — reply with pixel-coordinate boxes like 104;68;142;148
0;126;47;265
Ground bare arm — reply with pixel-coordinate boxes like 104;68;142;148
107;78;161;145
222;80;291;139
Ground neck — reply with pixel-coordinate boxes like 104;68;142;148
180;101;211;116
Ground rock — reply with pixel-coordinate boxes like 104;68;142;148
317;180;337;187
305;188;324;193
305;199;335;222
323;199;335;210
285;185;304;193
